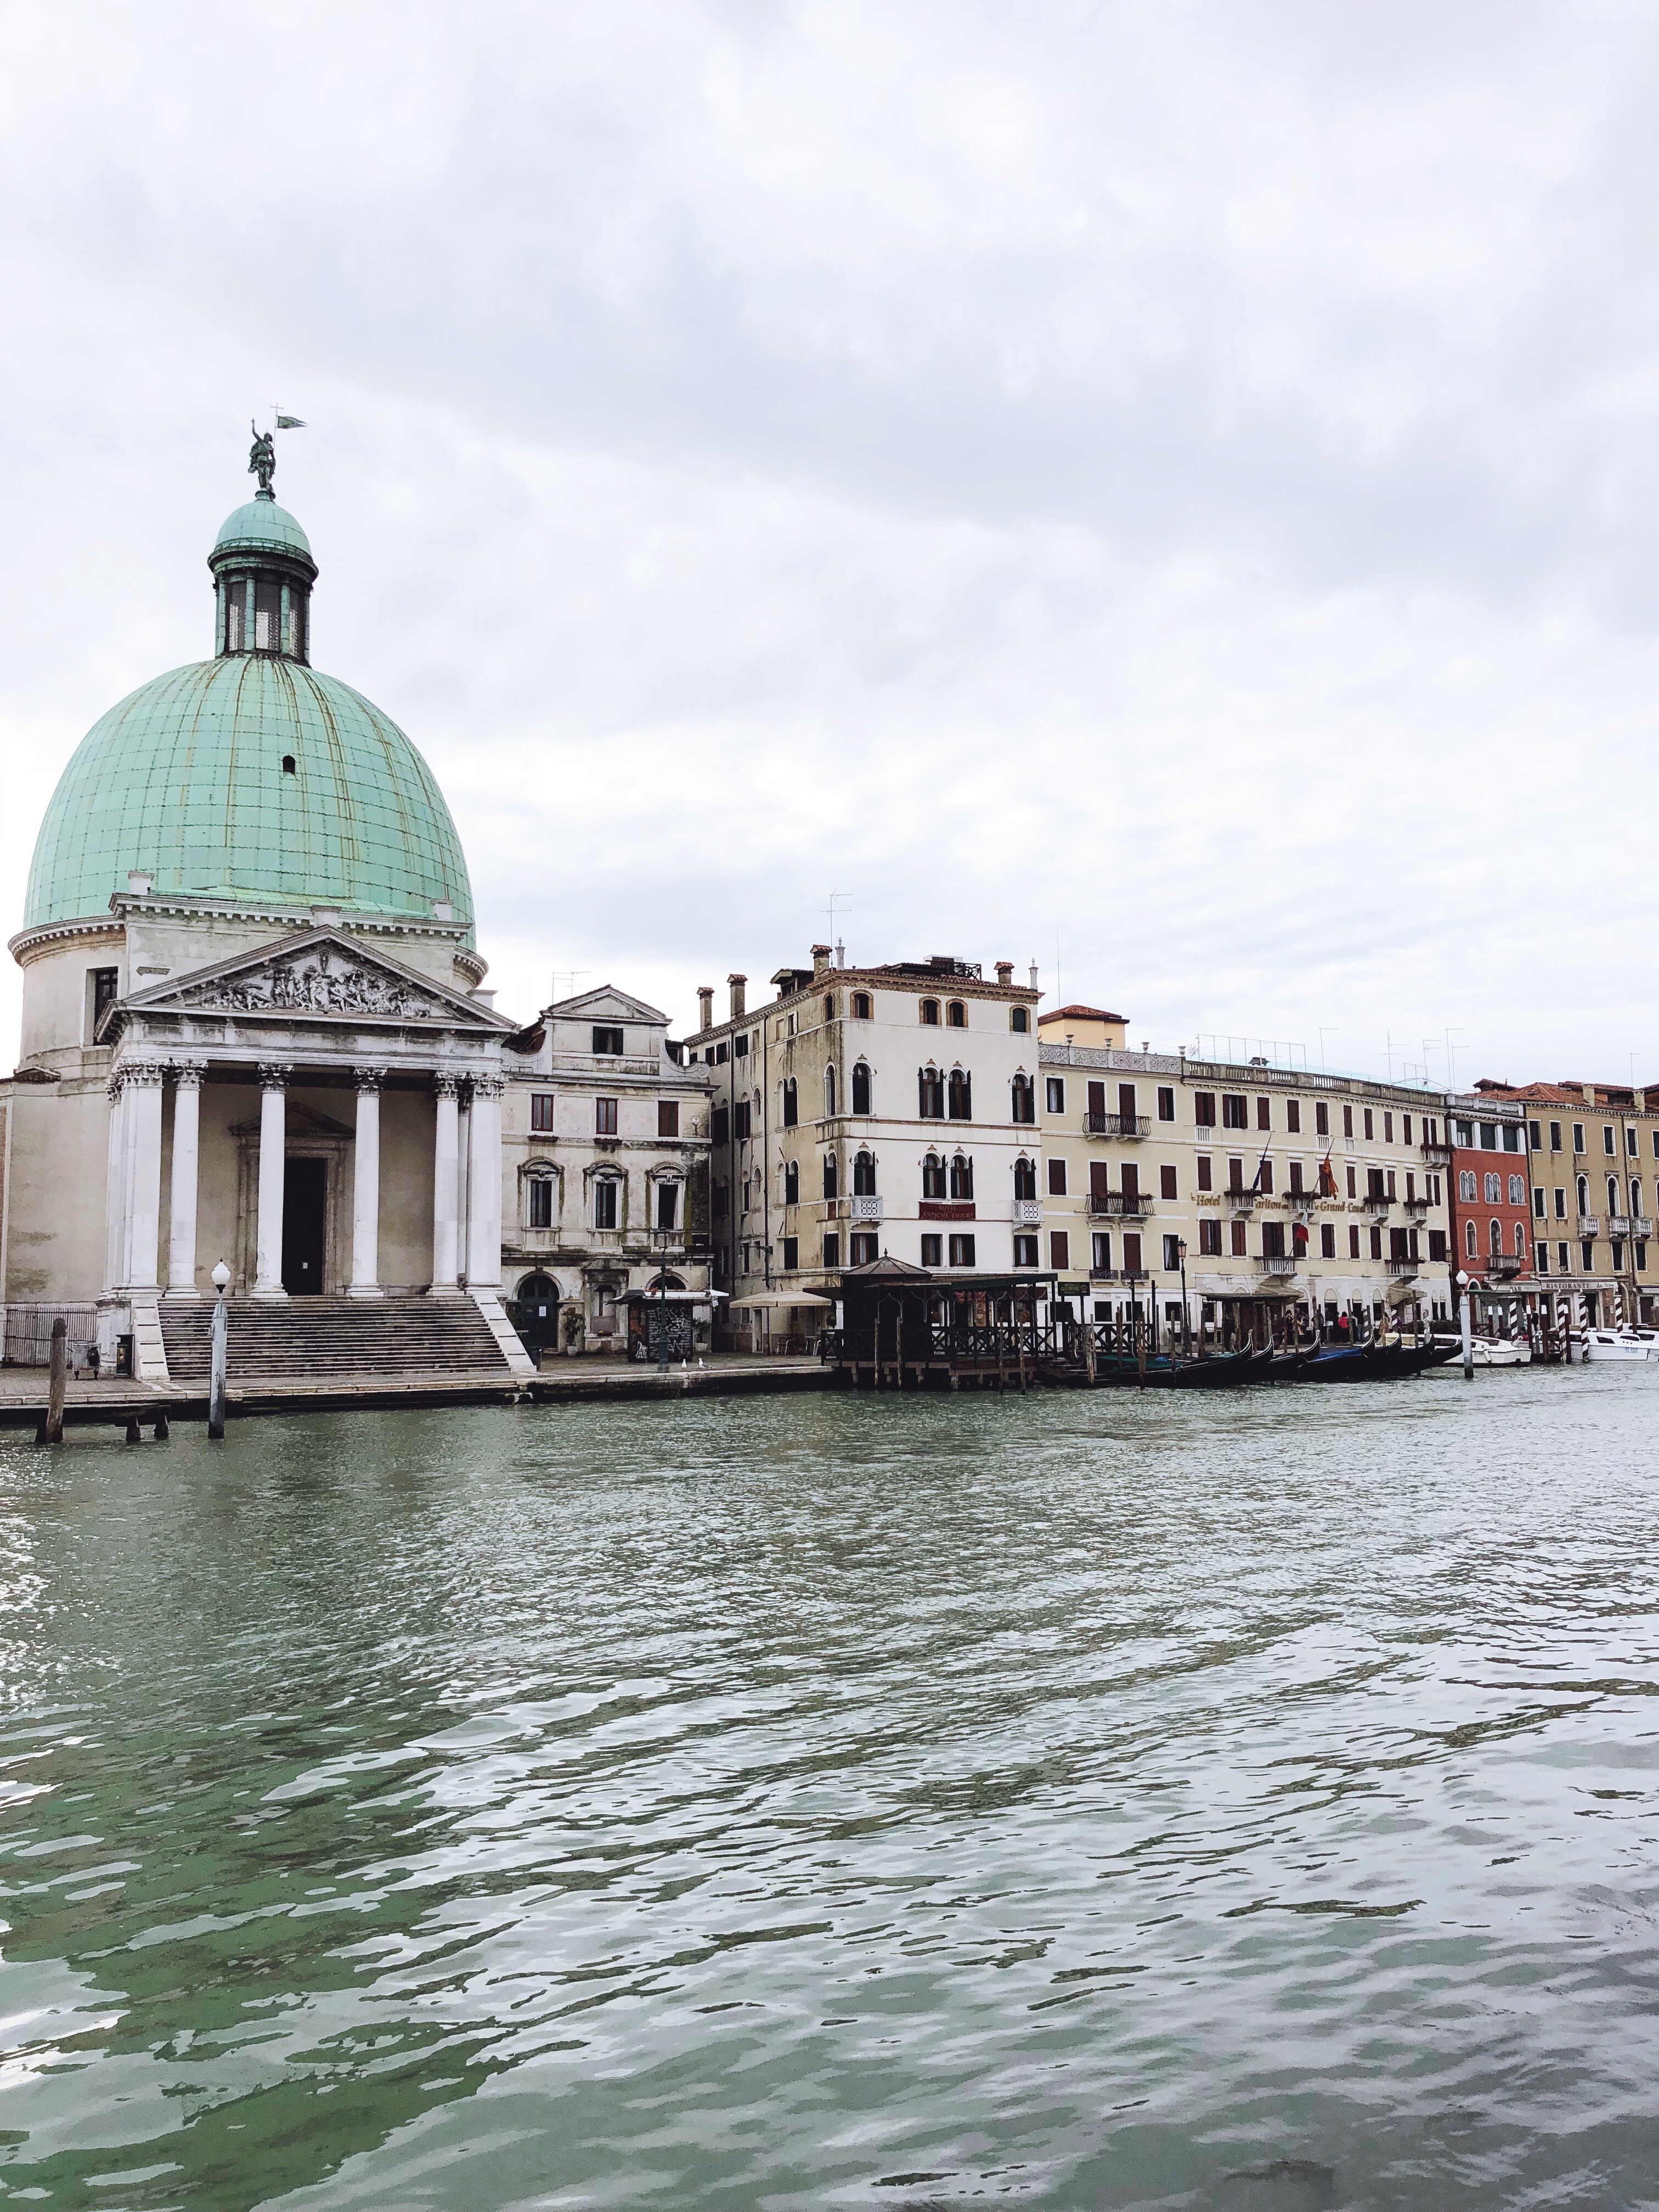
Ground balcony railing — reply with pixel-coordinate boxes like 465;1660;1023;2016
1252;1252;1298;1276
1609;1215;1632;1238
1087;1193;1152;1218
1634;1217;1655;1238
1485;1254;1525;1278
1089;1266;1119;1281
1226;1186;1257;1210
850;1194;883;1222
1420;1142;1453;1166
1012;1198;1043;1225
1363;1189;1392;1211
1084;1113;1152;1139
1384;1257;1420;1278
1403;1195;1431;1215
1576;1215;1600;1236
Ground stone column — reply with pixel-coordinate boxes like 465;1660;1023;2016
431;1072;461;1294
166;1062;206;1296
456;1089;472;1283
466;1075;505;1291
103;1071;128;1294
120;1062;166;1292
253;1063;292;1300
349;1067;386;1297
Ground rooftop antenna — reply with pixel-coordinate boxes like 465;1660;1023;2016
1444;1026;1465;1093
825;891;853;951
550;969;590;1004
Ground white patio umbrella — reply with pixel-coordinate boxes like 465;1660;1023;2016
726;1289;836;1310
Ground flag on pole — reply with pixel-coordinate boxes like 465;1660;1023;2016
275;414;307;430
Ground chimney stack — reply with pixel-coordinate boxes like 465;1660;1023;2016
811;943;832;977
729;973;748;1020
697;985;714;1031
995;960;1013;986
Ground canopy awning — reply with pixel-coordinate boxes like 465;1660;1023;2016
727;1289;836;1311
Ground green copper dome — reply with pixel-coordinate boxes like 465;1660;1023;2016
25;474;473;940
25;657;474;939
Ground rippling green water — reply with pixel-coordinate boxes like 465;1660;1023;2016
3;1372;1658;2209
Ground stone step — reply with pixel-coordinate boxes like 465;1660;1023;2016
159;1297;513;1380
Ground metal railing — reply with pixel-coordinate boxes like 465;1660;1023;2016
1403;1195;1431;1214
1363;1189;1391;1211
1384;1257;1420;1277
1087;1193;1152;1218
1485;1254;1525;1277
1252;1252;1298;1276
1420;1142;1453;1165
1083;1113;1152;1138
1226;1186;1257;1209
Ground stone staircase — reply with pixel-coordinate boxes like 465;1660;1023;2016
159;1295;520;1384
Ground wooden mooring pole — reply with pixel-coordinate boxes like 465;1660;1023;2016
35;1317;67;1446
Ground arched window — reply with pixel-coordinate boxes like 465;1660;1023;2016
594;1174;622;1231
825;1064;837;1116
1459;1169;1477;1202
922;1152;946;1199
853;1149;877;1197
1465;1218;1477;1257
947;1068;972;1120
782;1077;798;1128
784;1160;799;1205
1515;1222;1526;1257
949;1153;974;1200
1484;1171;1502;1203
1577;1173;1589;1216
851;992;872;1019
822;1153;838;1201
919;998;940;1025
515;1272;560;1313
919;1065;944;1118
1012;1074;1035;1126
852;1061;872;1115
1634;1178;1645;1217
1013;1156;1037;1201
1489;1217;1503;1255
824;993;835;1023
946;1000;966;1028
1011;1006;1029;1034
1608;1175;1621;1214
1508;1173;1525;1205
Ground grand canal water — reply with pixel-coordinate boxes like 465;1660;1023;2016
2;1372;1658;2210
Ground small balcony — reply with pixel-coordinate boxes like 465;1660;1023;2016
1634;1217;1655;1238
1089;1266;1119;1282
1084;1112;1152;1139
1420;1141;1453;1165
1087;1193;1152;1218
1576;1215;1601;1237
1363;1189;1392;1212
1253;1252;1298;1277
1609;1214;1632;1238
1485;1253;1525;1278
1384;1257;1420;1278
1225;1186;1257;1211
850;1194;883;1223
1403;1195;1431;1216
1012;1198;1043;1226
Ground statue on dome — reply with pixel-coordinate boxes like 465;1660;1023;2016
248;422;276;495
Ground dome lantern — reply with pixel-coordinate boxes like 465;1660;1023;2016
208;427;318;663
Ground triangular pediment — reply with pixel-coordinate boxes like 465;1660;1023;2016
229;1098;354;1139
544;984;667;1025
118;929;517;1032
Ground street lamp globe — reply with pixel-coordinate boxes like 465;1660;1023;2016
211;1259;231;1295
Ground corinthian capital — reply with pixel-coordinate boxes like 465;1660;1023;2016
172;1059;207;1089
472;1074;506;1101
353;1065;389;1093
433;1071;462;1098
257;1062;294;1092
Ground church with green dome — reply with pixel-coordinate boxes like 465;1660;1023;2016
1;453;535;1382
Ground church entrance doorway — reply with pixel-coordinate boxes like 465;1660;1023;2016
282;1158;328;1294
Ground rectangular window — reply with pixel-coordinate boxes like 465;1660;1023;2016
1363;1108;1374;1140
1316;1101;1330;1137
1193;1091;1217;1128
1163;1234;1182;1270
1286;1099;1301;1133
1049;1230;1070;1271
1046;1077;1065;1114
1261;1221;1285;1259
1259;1159;1274;1195
715;1041;727;1064
528;1178;553;1228
1321;1223;1336;1259
1348;1225;1361;1258
1629;1127;1640;1157
1346;1165;1357;1199
1386;1169;1396;1199
919;1233;943;1266
1160;1163;1178;1200
1121;1161;1139;1200
1343;1104;1354;1139
1157;1086;1175;1121
1554;1187;1566;1218
1558;1240;1569;1272
711;1105;730;1146
1503;1124;1520;1153
1118;1084;1137;1124
1549;1121;1562;1150
1196;1154;1212;1191
1229;1218;1246;1257
1533;1187;1545;1217
1123;1232;1143;1273
1222;1094;1248;1128
594;1179;618;1229
1536;1243;1549;1273
1604;1125;1617;1155
1573;1124;1585;1153
530;1093;555;1132
592;1024;623;1054
1427;1229;1446;1261
1199;1218;1221;1257
823;1232;840;1268
657;1099;679;1138
1582;1239;1595;1271
735;1101;752;1140
1093;1230;1114;1271
1639;1241;1650;1272
1403;1114;1413;1144
656;1182;679;1231
781;1084;797;1128
1046;1156;1067;1197
595;1097;618;1136
1289;1160;1304;1194
1369;1226;1383;1259
735;1032;748;1058
949;1234;977;1267
1013;1233;1038;1267
851;1232;879;1265
1256;1096;1271;1131
781;1235;798;1270
1384;1112;1393;1143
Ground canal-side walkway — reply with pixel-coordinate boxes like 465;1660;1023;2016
0;1355;841;1432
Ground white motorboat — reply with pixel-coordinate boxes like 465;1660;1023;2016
1581;1328;1655;1362
1469;1337;1531;1367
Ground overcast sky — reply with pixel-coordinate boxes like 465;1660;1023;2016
4;1;1657;1090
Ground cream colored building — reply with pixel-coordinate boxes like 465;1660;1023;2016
1488;1080;1659;1329
499;986;713;1357
1037;1032;1455;1344
684;949;1043;1322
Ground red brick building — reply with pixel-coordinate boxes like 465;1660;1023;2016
1446;1087;1533;1301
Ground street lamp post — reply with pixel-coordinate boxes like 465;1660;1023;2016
654;1227;675;1375
1457;1267;1472;1381
1177;1238;1190;1358
208;1257;230;1438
